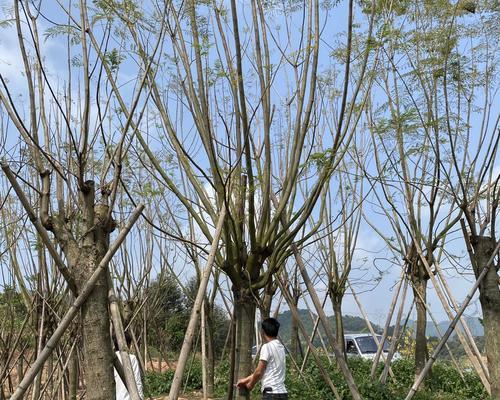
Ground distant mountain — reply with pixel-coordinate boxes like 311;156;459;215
276;309;382;347
275;310;483;349
408;317;484;337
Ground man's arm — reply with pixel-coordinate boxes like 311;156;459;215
236;360;267;391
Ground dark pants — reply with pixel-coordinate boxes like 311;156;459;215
262;392;288;400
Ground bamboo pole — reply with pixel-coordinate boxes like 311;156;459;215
348;280;395;379
168;206;226;400
130;329;146;377
1;162;78;295
201;301;208;400
432;257;488;378
410;280;466;381
299;284;332;364
277;276;342;400
405;240;500;400
292;242;362;400
9;204;145;400
108;272;142;400
370;270;404;378
380;278;408;383
300;293;329;372
411;238;490;392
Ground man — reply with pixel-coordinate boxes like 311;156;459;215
113;333;144;400
237;318;288;399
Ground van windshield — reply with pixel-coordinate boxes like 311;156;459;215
355;336;390;354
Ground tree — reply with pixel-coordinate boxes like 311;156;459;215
0;1;153;398
93;1;375;398
362;0;496;390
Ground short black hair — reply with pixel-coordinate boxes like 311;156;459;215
261;318;280;337
112;331;132;351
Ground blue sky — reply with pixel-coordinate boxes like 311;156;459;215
0;0;498;330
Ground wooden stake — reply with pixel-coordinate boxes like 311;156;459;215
168;206;226;400
380;278;408;383
371;270;404;378
292;242;362;400
405;240;500;400
348;280;395;379
108;272;142;400
277;276;342;400
411;236;490;392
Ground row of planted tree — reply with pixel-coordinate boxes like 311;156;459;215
0;0;498;399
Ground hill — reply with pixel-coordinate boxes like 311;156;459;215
277;309;382;347
276;310;484;348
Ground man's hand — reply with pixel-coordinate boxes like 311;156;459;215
236;376;251;389
235;360;267;392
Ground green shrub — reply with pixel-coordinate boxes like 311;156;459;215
144;357;203;397
184;358;203;390
147;355;489;400
144;369;174;397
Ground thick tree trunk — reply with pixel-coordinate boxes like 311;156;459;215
330;295;345;359
68;349;78;400
234;289;256;400
471;236;500;399
411;277;428;377
73;247;115;400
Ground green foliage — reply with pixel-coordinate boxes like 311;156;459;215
145;356;488;399
143;358;202;397
104;49;125;72
144;369;175;397
144;275;189;350
0;286;28;327
44;25;80;44
92;0;143;24
184;358;203;390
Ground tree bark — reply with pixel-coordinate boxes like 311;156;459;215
205;305;215;398
290;289;301;360
330;293;345;359
471;236;499;399
411;272;428;378
68;349;78;400
73;247;115;400
234;289;256;400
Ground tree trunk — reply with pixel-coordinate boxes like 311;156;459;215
226;316;237;400
68;349;78;400
411;276;428;377
471;236;500;399
73;247;115;400
290;290;300;360
205;305;215;398
16;356;24;385
330;294;345;359
234;289;256;400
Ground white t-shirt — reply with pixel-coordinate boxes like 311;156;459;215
114;352;144;400
260;339;287;393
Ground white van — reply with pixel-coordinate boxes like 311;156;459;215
344;333;401;361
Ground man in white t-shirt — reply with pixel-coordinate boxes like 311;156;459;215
113;333;144;400
236;318;288;399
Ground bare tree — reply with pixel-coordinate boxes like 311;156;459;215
0;1;156;398
91;1;376;398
